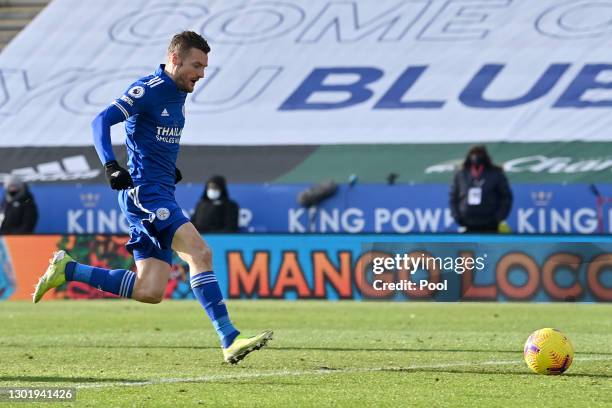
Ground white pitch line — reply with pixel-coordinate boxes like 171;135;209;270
75;355;612;390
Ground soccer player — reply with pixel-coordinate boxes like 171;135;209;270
33;31;272;364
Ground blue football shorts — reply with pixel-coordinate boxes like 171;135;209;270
118;184;189;265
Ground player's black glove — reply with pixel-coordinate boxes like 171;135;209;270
175;167;183;184
104;160;133;190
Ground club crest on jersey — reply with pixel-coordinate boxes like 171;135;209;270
128;86;145;99
156;207;170;221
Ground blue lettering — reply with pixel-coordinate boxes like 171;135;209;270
554;64;612;108
374;66;445;109
459;64;570;108
279;67;383;110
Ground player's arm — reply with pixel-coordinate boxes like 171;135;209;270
92;85;147;190
92;104;133;190
92;103;124;164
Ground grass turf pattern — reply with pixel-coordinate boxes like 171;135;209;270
0;301;610;407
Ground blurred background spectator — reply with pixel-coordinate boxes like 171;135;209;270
449;145;512;233
191;175;239;233
0;175;38;234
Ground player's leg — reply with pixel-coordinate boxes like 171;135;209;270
34;187;174;303
171;222;272;363
131;257;172;304
171;222;240;346
33;250;138;303
33;250;171;304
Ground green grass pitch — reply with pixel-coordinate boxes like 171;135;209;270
0;301;610;407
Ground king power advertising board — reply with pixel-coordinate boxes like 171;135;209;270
1;0;612;146
10;182;612;234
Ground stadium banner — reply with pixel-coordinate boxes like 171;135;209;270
1;0;612;146
13;182;612;234
1;234;611;302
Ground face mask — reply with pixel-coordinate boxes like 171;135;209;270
470;154;484;166
7;190;18;197
207;189;221;200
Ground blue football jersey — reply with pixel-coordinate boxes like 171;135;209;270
112;65;187;188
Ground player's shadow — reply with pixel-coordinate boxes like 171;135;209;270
0;375;145;384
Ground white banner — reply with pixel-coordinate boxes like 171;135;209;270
1;0;612;146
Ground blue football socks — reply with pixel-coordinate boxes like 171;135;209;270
190;271;239;348
65;261;136;298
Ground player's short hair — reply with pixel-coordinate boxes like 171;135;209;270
168;31;211;57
